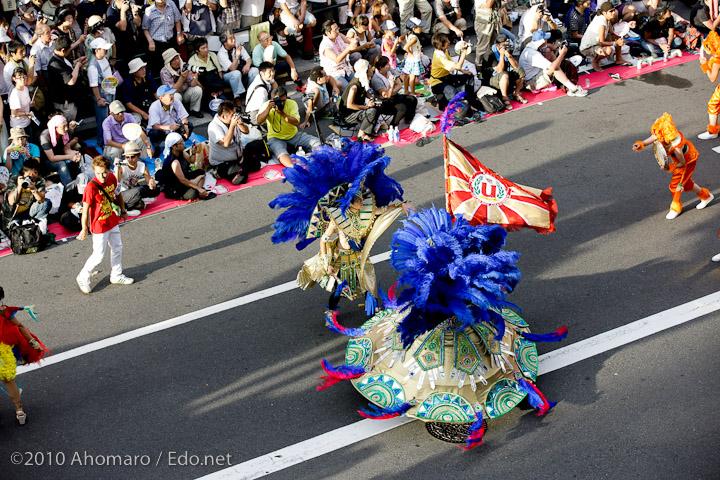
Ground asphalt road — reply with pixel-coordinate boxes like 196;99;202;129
1;59;719;480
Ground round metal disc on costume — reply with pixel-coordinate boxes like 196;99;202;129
484;379;527;419
425;421;472;443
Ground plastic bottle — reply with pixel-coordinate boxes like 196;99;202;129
155;157;163;177
296;146;306;158
663;52;668;62
584;78;590;89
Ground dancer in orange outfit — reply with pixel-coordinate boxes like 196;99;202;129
633;113;714;219
698;32;720;140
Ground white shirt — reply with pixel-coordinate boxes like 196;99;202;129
29;40;54;73
88;58;117;95
116;162;147;192
241;0;265;16
217;45;250;72
518;4;552;44
580;15;610;51
518;40;551;80
245;75;272;112
276;0;300;10
8;87;31;128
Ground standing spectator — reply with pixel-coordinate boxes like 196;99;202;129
29;24;54;87
402;18;426;96
319;20;357;92
641;2;682;58
245;62;278;125
142;0;184;74
8;69;35;140
488;34;527;109
40;115;82;185
347;15;381;65
520;33;588;96
240;0;265;27
41;0;71;27
207;100;253;185
112;142;159;214
160;48;203;118
276;0;317;49
188;38;226;104
338;60;380;142
180;0;217;44
15;4;41;48
250;31;299;85
1;159;51;227
76;155;134;295
399;0;432;37
4;41;37;90
53;8;86;63
217;0;243;32
475;0;503;65
121;58;158;124
147;85;192;147
432;0;466;38
88;38;118;146
3;128;41;178
84;16;117;64
579;2;630;72
102;101;154;161
106;0;142;63
161;132;214;200
257;86;321;167
217;31;255;107
47;36;87;121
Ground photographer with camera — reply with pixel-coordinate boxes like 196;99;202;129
188;37;226;106
106;0;142;63
147;85;192;149
245;62;277;126
3;128;41;180
121;58;159;124
1;159;50;232
160;48;204;118
208;100;254;185
338;59;381;143
518;0;558;49
112;142;159;214
47;36;87;122
258;86;320;168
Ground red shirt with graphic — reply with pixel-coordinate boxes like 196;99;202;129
83;173;120;234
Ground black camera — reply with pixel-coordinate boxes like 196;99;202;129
272;96;285;110
183;64;204;74
234;109;251;123
537;5;547;15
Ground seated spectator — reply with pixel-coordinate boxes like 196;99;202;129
147;85;192;147
520;32;588;96
301;67;337;128
693;0;720;36
121;58;158;124
207;100;252;185
257;86;321;167
53;8;86;63
160;48;203;118
112;142;159;214
488;34;527;109
161;132;214;200
433;0;467;39
371;56;417;126
608;0;637;23
180;0;217;43
347;15;381;66
47;36;87;122
29;23;55;87
88;37;118;146
371;2;394;38
188;38;226;102
84;15;116;64
105;0;142;63
245;62;278;125
3;128;41;178
250;31;299;86
338;59;381;142
40;114;82;186
565;0;590;48
319;20;357;91
1;159;51;229
142;0;184;75
428;33;476;111
8;68;36;140
102;100;154;161
276;0;317;48
579;2;630;72
217;30;254;106
641;2;682;58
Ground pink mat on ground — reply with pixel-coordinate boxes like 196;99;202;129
0;164;286;258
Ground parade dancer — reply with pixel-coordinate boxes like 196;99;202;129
0;286;49;425
269;142;413;316
633;113;714;220
698;32;720;140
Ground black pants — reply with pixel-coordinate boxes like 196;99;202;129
431;73;475;110
379;95;418;125
121;182;161;210
342;107;380;134
166;170;204;200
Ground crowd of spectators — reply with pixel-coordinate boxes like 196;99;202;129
0;0;712;241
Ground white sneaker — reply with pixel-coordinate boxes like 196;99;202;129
696;193;714;209
698;131;718;140
712;253;720;262
567;86;588;97
76;275;92;294
125;209;141;217
110;274;135;285
666;209;680;220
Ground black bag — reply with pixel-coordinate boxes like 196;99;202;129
9;220;44;254
243;139;271;170
478;94;506;114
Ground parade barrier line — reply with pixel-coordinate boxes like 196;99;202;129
196;288;720;480
373;53;699;147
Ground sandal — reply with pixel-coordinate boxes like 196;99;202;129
616;61;633;67
16;410;26;425
513;94;528;104
501;97;513;110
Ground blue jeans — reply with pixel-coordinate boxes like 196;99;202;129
94;98;112;146
44;158;77;186
332;72;354;91
14;199;51;221
267;131;321;158
223;70;246;97
641;37;682;56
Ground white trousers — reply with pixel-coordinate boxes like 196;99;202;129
79;225;123;282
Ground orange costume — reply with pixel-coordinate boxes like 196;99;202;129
651;113;712;214
702;32;720;135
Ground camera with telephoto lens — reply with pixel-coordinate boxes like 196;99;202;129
21;177;30;189
183;64;204;74
537;4;547;15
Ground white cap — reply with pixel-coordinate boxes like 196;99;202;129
90;37;113;51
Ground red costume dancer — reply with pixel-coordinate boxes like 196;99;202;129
699;32;720;140
633;113;714;219
0;286;49;425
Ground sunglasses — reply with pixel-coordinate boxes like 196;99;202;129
124;154;139;158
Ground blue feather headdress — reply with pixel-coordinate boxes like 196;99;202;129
440;92;467;136
390;208;521;347
269;142;404;249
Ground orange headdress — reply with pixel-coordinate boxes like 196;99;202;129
651;113;681;146
704;32;720;58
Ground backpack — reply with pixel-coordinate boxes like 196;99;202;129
9;219;44;254
478;94;506;114
682;25;702;51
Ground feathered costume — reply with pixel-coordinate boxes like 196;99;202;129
269;143;407;311
0;306;48;382
317;208;567;448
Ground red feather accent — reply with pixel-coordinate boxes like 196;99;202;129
457;415;486;450
316;359;366;391
388;282;398;303
0;306;50;364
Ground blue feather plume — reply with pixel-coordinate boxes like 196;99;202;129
358;401;413;419
390;208;521;347
269;143;404;248
365;292;378;316
440;92;466;135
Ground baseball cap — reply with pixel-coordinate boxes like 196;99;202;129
128;58;147;74
406;17;426;29
90;37;113;51
531;30;551;42
109;100;126;114
157;85;176;97
383;20;398;32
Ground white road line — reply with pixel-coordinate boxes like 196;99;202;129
195;290;720;480
16;252;391;376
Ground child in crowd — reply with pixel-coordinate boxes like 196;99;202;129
347;15;380;65
402;17;426;96
381;21;401;71
76;155;134;294
301;67;337;128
